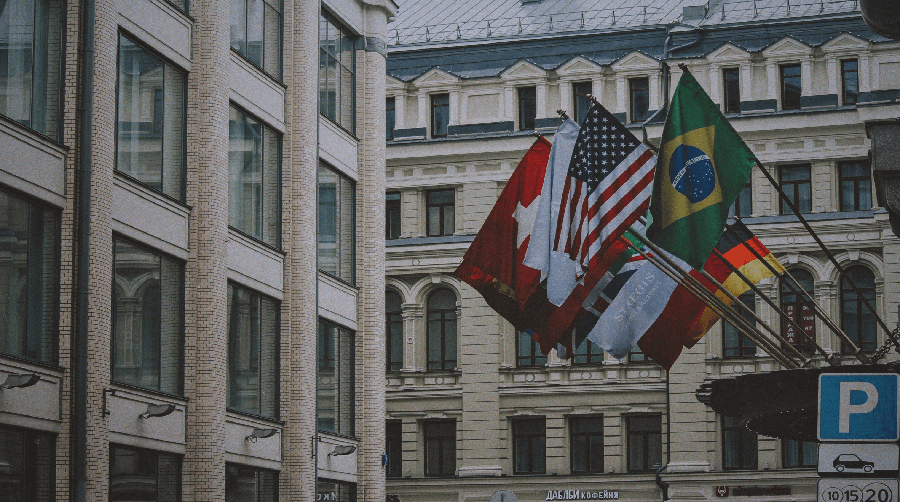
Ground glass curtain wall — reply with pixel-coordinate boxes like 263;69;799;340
227;283;279;418
317;319;355;436
317;163;355;285
109;444;181;502
229;106;281;248
318;11;355;132
0;426;54;501
230;0;282;79
225;463;278;502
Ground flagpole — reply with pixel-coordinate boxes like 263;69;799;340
752;158;900;354
724;222;871;365
621;233;800;368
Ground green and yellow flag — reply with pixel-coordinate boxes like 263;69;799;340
647;69;756;270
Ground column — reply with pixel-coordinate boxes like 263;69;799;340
740;64;752;102
449;89;459;126
859;54;871;92
394;93;406;130
459;91;468;124
592;78;603;104
766;62;778;101
183;0;231;498
559;79;571;116
417;92;428;129
816;280;838;354
503;86;515;123
708;65;721;105
537;82;548;118
401;304;423;371
827;58;839;96
801;58;812;97
649;71;660;112
615;76;627;115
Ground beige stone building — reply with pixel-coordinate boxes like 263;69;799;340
0;0;393;500
384;0;900;500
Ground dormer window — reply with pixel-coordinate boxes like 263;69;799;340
517;86;536;130
431;93;449;138
780;64;801;110
628;77;649;122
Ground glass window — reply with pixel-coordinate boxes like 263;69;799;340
424;420;456;477
0;426;54;501
839;161;872;212
113;238;184;395
779;165;811;214
723;67;741;114
780;64;801;110
723;293;756;358
0;188;59;365
426;189;455;237
386;96;395;140
573;339;604;365
841;266;877;353
629;346;648;363
728;180;752;218
110;444;181;501
629;77;649;123
431;93;449;138
517;330;546;367
841;59;858;106
518;86;536;131
117;34;186;202
229;105;281;248
317;163;355;284
781;269;816;354
783;439;817;468
317;319;355;436
570;416;603;474
572;81;592;125
427;289;457;371
230;0;282;79
317;479;356;502
0;0;64;140
386;420;403;478
627;415;662;473
723;416;757;470
225;463;277;502
512;417;546;475
227;283;279;418
386;290;403;372
319;12;355;132
386;192;401;240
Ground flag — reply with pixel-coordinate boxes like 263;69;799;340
647;69;756;270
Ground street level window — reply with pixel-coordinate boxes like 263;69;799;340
780;64;801;110
426;189;455;237
518;86;536;131
570;416;603;474
225;463;278;502
386;96;395;139
227;283;280;419
629;77;650;123
386;192;401;239
513;417;546;475
839;161;872;212
317;319;355;436
318;11;355;133
627;414;662;473
317;163;355;284
427;288;457;371
723;67;741;114
386;420;403;478
723;416;758;470
317;478;357;501
572;81;592;125
0;0;64;140
230;0;282;79
779;164;811;214
117;33;187;202
723;293;756;358
517;330;546;367
110;444;181;501
386;290;403;372
574;339;604;365
783;439;817;468
424;420;456;477
728;181;752;218
781;269;816;354
229;105;282;248
841;266;877;353
0;426;54;501
113;237;184;395
431;93;449;138
841;59;858;106
0;188;59;366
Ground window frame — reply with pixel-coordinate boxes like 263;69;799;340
838;161;872;212
225;462;279;501
572;81;593;125
386;96;395;140
430;93;449;138
840;266;877;353
426;288;457;371
722;67;741;114
517;86;537;131
782;439;818;469
626;414;662;473
230;0;284;81
728;180;752;218
780;63;802;111
317;318;356;436
0;425;55;501
628;77;650;123
723;293;757;359
516;330;546;367
779;164;811;215
426;188;455;237
423;419;456;477
386;420;403;478
570;415;604;474
386;191;401;240
780;269;817;355
318;10;356;134
512;416;546;475
386;290;403;372
317;161;356;285
722;416;758;470
110;443;182;501
841;58;859;106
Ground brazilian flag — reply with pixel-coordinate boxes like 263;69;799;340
647;69;756;270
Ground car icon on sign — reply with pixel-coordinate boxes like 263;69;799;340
833;454;875;472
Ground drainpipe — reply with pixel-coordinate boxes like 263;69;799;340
655;463;669;501
73;0;96;499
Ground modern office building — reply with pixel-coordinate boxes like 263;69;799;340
384;0;900;500
0;0;394;500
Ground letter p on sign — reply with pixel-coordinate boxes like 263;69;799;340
819;373;899;441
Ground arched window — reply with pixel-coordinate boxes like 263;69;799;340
841;266;877;353
781;269;816;354
427;289;457;371
386;291;404;372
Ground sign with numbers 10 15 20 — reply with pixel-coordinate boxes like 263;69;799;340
818;479;898;502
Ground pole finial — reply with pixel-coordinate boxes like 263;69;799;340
557;109;569;120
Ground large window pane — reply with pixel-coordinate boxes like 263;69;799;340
0;189;59;365
627;415;662;473
427;288;457;371
386;192;401;239
571;416;603;474
723;67;741;114
117;34;186;201
783;439;817;468
113;238;184;395
424;420;456;476
842;59;858;106
839;161;871;212
431;93;449;138
317;163;355;285
0;0;64;140
512;417;546;475
723;416;757;470
0;426;54;501
426;189;454;237
110;444;181;501
319;11;355;133
386;420;403;478
317;319;355;436
779;165;811;214
227;283;279;418
226;463;277;502
780;64;801;110
317;479;356;502
230;0;282;79
229;106;281;248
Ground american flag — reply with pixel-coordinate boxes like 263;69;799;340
553;103;657;271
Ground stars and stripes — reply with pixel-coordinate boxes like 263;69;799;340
553;103;657;271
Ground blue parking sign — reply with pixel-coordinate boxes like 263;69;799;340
819;374;900;442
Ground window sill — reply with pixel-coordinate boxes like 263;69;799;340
318;269;357;290
229;226;283;254
226;407;283;426
111;380;188;402
319;113;357;141
229;48;285;89
0;112;66;150
114;169;190;209
0;351;64;373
